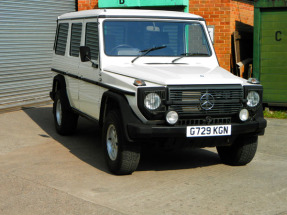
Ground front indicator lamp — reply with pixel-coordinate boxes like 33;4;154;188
134;79;146;86
247;78;260;84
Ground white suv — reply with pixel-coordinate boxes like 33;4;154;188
50;9;267;175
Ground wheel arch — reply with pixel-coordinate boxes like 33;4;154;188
99;91;141;142
50;74;67;101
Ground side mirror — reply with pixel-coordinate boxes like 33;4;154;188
80;46;91;62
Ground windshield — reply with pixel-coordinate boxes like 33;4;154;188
103;21;211;57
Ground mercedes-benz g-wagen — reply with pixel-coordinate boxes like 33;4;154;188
50;9;267;175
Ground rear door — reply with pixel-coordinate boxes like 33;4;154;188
53;21;81;109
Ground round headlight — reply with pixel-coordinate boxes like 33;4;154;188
166;111;178;125
144;93;161;110
239;109;249;121
247;91;260;107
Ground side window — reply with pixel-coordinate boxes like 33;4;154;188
70;23;82;57
55;23;69;56
86;22;99;60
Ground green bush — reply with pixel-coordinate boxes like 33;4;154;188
264;107;287;119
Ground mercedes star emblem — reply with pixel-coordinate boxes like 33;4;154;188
200;93;215;110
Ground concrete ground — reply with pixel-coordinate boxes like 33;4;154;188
0;105;286;215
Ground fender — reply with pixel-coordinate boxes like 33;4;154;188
100;91;141;142
50;74;66;101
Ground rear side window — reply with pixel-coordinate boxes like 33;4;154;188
55;23;69;56
70;23;82;57
86;22;99;60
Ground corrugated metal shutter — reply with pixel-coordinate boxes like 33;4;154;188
0;0;75;112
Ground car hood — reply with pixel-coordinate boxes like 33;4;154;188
104;64;244;85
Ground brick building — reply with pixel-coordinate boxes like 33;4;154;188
77;0;254;72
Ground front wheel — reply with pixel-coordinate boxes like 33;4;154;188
217;136;258;166
102;110;140;175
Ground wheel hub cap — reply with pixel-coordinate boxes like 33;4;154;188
106;124;118;161
56;99;62;126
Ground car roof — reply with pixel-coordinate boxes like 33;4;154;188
58;9;204;21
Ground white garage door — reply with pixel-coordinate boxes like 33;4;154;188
0;0;75;112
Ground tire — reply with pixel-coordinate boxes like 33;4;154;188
216;136;258;166
102;110;140;175
53;90;78;135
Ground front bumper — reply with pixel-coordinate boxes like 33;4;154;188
127;118;267;139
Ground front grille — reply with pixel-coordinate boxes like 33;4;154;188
168;85;243;116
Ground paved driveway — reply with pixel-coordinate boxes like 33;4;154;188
0;105;287;215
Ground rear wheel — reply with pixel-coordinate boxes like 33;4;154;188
53;90;78;135
217;135;258;166
102;110;140;175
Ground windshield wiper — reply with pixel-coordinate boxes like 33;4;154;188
172;52;210;63
131;45;167;63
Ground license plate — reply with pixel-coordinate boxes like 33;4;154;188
186;125;231;137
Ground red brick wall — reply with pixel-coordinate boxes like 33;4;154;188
77;0;254;71
78;0;98;10
189;0;232;70
231;1;254;32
